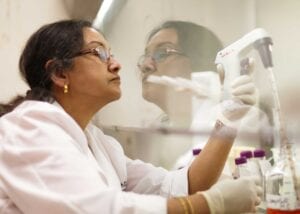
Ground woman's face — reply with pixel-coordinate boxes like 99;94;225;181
66;27;121;106
140;28;191;107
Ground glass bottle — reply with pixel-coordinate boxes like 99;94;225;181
233;156;251;178
266;144;300;213
253;149;272;212
253;149;272;176
240;150;261;177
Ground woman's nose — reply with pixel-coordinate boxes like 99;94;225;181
139;57;156;74
108;57;121;73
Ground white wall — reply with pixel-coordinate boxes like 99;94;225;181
0;0;70;102
256;0;300;88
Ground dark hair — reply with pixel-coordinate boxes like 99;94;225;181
147;20;223;72
0;19;92;116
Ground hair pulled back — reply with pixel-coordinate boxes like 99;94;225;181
0;19;92;116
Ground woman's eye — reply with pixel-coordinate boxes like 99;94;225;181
155;50;167;57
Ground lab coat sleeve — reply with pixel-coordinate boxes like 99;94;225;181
0;102;166;214
125;158;189;197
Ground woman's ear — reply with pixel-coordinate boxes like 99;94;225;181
46;59;69;87
51;71;68;88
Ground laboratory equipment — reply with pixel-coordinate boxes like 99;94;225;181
255;31;300;212
240;150;261;177
253;149;272;211
263;44;300;212
233;156;251;178
215;28;273;99
253;149;272;177
215;28;299;211
266;146;300;213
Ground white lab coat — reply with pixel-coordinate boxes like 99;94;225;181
0;101;188;214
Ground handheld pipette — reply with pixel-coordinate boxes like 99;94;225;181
267;66;299;200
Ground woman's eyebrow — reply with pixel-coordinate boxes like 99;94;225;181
86;41;109;49
145;42;178;53
156;42;177;49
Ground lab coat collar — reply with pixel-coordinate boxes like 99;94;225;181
85;124;127;189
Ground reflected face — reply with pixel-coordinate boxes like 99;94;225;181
67;27;122;105
140;28;191;106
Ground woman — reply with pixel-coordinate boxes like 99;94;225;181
0;19;261;213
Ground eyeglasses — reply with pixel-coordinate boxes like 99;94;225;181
137;48;185;68
73;46;112;63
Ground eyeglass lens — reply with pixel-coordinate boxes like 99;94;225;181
94;47;111;63
139;48;182;66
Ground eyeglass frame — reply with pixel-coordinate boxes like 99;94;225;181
72;46;113;63
137;47;186;69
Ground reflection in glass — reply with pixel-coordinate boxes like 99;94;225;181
95;1;299;175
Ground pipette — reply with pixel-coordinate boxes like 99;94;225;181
267;67;300;200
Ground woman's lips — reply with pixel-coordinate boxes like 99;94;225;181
110;76;121;83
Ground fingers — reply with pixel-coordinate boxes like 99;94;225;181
231;75;253;88
234;94;256;105
256;186;263;198
253;194;262;213
242;177;263;213
255;180;263;202
254;196;262;206
252;176;261;185
241;176;264;213
231;82;255;96
249;176;263;191
255;183;262;194
231;75;257;105
250;177;263;208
